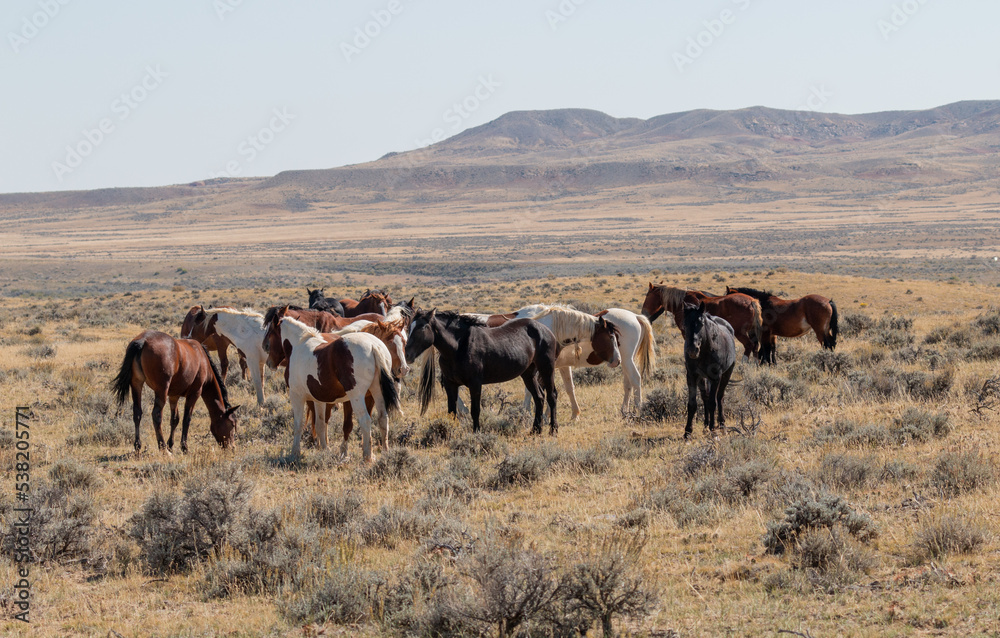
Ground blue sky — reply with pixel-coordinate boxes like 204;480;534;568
2;0;996;193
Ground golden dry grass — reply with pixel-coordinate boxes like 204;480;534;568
1;270;999;637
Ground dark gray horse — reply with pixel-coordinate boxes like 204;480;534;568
405;309;559;435
306;287;346;317
683;302;736;439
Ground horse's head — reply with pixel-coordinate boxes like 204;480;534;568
181;305;208;340
405;309;437;363
262;305;291;369
306;287;325;305
211;404;240;449
641;283;665;323
683;302;707;360
590;316;622;368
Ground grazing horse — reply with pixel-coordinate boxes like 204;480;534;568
726;286;839;364
340;289;392;317
263;317;400;461
111;331;239;453
264;305;383;337
405;310;559;434
181;306;248;380
182;307;269;406
682;303;736;440
306;288;346;317
642;284;761;359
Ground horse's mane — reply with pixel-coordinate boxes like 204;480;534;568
385;305;413;323
203;344;231;409
208;307;263;318
430;310;484;328
729;287;775;304
521;304;597;342
280;316;324;342
655;285;688;311
264;305;306;326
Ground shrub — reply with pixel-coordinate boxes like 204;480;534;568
418;417;452;447
891;407;950;444
449;431;504;458
763;493;876;556
643;485;713;528
491;444;563;488
286;563;387;625
3;485;96;565
48;458;101;492
909;516;988;562
810;350;852;374
638;387;687;423
932;451;995;496
839;313;874;338
355;448;424;483
360;505;435;548
307;491;365;530
573;366;614;386
819;453;880;489
383;559;472;636
741;370;804;407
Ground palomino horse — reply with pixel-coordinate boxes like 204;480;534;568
682;303;736;440
642;284;762;359
405;310;559;434
111;331;239;452
263;305;383;336
182;307;268;406
306;288;346;317
340;289;392;317
181;306;248;380
726;286;839;364
262;316;400;461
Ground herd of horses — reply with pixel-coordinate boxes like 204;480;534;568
111;283;838;461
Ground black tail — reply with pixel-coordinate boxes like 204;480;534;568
418;347;437;416
824;300;838;350
111;339;144;406
204;344;231;409
379;367;401;416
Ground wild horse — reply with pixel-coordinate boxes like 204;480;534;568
111;331;240;452
405;310;559;434
306;287;346;317
726;286;838;364
682;303;736;440
181;305;248;380
642;284;761;359
339;289;393;317
182;307;269;406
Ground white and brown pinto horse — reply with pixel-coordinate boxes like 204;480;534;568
181;306;248;380
263;316;400;461
182;307;269;406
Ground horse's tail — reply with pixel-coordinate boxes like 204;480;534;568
417;347;437;416
205;344;231;409
749;299;763;354
373;343;402;417
635;314;656;377
111;338;144;406
824;300;839;350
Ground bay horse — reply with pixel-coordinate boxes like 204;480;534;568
306;287;346;317
339;289;392;317
111;331;239;453
405;310;559;435
262;316;400;461
642;284;762;359
726;286;839;364
263;305;384;335
682;303;736;440
182;307;269;406
181;306;248;380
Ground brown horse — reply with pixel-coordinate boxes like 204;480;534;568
181;305;248;380
263;305;384;338
642;284;762;358
339;289;392;317
111;331;239;453
726;286;838;364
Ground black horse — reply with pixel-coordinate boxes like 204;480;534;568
683;302;736;439
404;309;559;434
306;287;345;317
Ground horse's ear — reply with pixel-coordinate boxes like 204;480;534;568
429;308;437;319
306;287;312;295
699;301;706;311
408;297;415;307
225;405;241;417
648;282;654;290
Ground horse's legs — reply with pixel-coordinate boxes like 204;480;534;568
341;401;354;459
305;401;317;445
521;371;544;435
699;378;712;431
349;393;374;463
166;396;180;451
365;393;384;452
621;357;642;415
290;393;306;459
249;358;265;406
717;366;734;433
314;402;329;451
559;367;581;420
685;373;699;439
150;391;168;452
468;383;483;433
130;381;143;452
217;346;230;379
544;369;558;436
444;381;460;417
180;391;200;453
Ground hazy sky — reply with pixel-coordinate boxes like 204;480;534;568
3;0;996;193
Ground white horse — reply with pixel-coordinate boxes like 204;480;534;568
514;305;655;417
183;307;269;406
275;317;400;461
